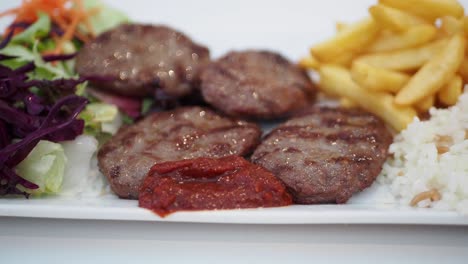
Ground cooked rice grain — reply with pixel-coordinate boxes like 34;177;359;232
378;89;468;214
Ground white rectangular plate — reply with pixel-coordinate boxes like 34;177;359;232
1;0;468;226
1;196;468;225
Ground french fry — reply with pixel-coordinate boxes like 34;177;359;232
319;65;417;131
368;25;437;53
415;95;435;112
299;56;320;70
328;52;355;67
463;16;468;37
369;4;429;32
438;75;463;106
458;57;468;82
311;18;379;62
356;38;447;71
339;97;358;108
351;61;410;93
335;22;347;32
303;0;467;131
379;0;464;21
395;34;465;105
440;16;463;36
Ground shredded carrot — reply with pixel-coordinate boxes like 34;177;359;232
53;8;80;53
81;12;95;37
74;30;90;43
75;0;92;34
51;13;68;30
1;0;100;54
0;8;20;18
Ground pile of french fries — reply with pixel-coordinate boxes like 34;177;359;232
301;0;467;131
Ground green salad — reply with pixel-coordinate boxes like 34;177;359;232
0;0;128;196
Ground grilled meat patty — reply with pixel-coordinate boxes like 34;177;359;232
251;107;392;204
200;50;315;119
76;24;210;98
98;106;261;199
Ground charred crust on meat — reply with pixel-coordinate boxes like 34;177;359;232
110;166;121;179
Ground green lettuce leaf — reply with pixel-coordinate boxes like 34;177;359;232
79;102;121;136
31;41;73;78
0;44;35;61
12;13;51;44
85;103;119;122
83;0;130;35
0;42;72;79
15;140;67;195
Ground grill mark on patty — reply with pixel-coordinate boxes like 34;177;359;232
319;116;380;127
267;126;382;144
296;106;377;117
209;65;238;82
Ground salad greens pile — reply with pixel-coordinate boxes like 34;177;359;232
0;0;128;197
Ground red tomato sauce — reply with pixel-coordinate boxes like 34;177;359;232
138;156;292;217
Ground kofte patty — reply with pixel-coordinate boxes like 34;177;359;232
200;50;315;119
76;24;210;98
98;106;261;199
251;107;392;204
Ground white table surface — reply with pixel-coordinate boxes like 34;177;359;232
1;0;468;263
1;217;468;263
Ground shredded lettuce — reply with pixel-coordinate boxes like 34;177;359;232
12;13;51;44
61;135;99;196
31;41;73;78
0;45;35;61
85;103;119;122
83;0;130;35
79;102;121;136
141;97;155;115
15;140;67;195
0;41;72;79
0;17;72;79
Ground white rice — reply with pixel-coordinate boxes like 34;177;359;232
377;90;468;214
60;135;112;198
58;111;123;198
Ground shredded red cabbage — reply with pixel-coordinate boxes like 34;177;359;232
42;53;77;62
0;26;16;50
0;31;87;197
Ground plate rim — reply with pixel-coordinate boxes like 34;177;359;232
1;201;467;226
